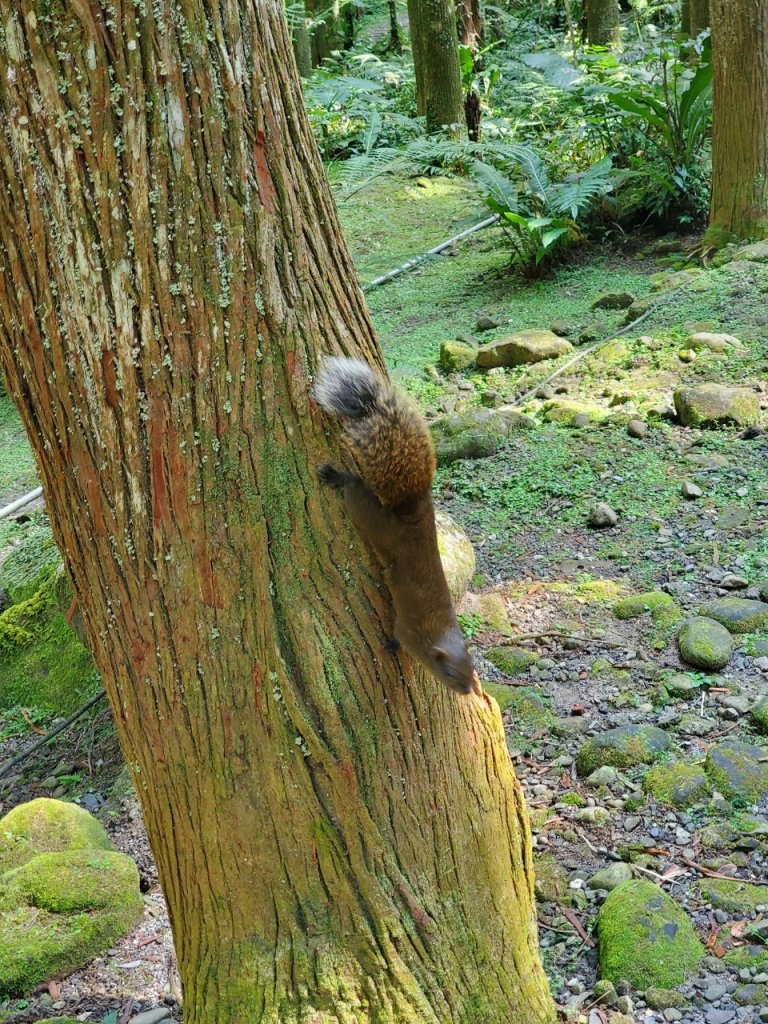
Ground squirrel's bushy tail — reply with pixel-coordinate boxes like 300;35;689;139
314;356;436;507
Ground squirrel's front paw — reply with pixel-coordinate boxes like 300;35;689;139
317;463;345;489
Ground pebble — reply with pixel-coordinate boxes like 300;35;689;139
588;502;619;528
130;1011;173;1024
705;1012;735;1024
681;480;703;499
628;418;648;438
704;984;727;1002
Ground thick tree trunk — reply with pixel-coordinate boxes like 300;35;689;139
458;0;484;50
407;0;466;133
689;0;709;34
291;1;313;77
585;0;620;46
707;0;768;243
0;1;555;1022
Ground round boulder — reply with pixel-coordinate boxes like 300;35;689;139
677;616;733;671
577;724;671;776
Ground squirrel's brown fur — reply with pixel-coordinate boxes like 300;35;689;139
314;357;474;695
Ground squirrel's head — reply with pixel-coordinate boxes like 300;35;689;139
430;629;475;695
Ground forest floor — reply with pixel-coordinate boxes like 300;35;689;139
2;174;768;1023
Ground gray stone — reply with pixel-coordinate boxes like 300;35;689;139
699;597;768;634
678;713;716;737
674;383;761;429
588;503;619;529
688;332;743;352
587;766;619;786
476;329;572;368
664;673;702;696
719;573;749;590
678;617;734;671
705;1012;735;1024
587;862;633;891
704;984;727;1002
628;418;648;439
475;315;501;332
577;724;671;776
130;1012;173;1024
681;480;703;499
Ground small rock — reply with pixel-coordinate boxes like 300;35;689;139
592;292;635;310
588;863;633;891
704;984;727;1002
674;383;760;429
681;480;703;499
587;766;619;786
699;597;768;634
628;418;648;439
705;1011;735;1024
475;315;501;332
719;573;749;589
589;503;619;529
705;738;768;802
130;1012;173;1024
476;329;572;368
678;617;733;671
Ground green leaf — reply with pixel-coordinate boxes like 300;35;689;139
540;226;570;249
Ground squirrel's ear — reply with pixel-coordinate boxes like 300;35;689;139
432;646;448;662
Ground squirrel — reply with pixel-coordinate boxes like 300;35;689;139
314;356;475;695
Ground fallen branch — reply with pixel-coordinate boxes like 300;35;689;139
0;486;43;520
0;689;107;783
681;858;768;886
558;905;595;948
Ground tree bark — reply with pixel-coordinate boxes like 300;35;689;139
407;0;466;133
0;1;556;1022
585;0;620;46
707;0;768;243
291;1;313;77
307;0;339;65
689;0;709;34
458;0;484;50
681;0;691;34
388;0;403;53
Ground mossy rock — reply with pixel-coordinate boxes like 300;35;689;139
0;798;111;874
476;329;572;368
678;616;733;671
751;696;768;734
705;739;768;803
673;383;760;429
439;340;477;373
0;800;142;997
35;1019;83;1024
614;591;675;621
465;592;510;634
645;989;689;1010
643;761;710;808
577;724;671;776
697;879;767;916
698;597;768;635
436;511;475;604
593;340;629;364
598;880;705;989
0;567;97;714
662;673;703;697
0;849;143;996
723;946;768;972
431;407;534;465
505;688;556;731
541;399;606;425
483;681;517;713
485;646;540;675
0;525;62;604
534;852;573;905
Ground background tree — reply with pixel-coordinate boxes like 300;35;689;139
689;0;709;35
290;0;313;77
307;0;340;65
0;1;556;1022
707;0;768;243
387;0;403;53
584;0;620;46
681;0;690;33
407;0;466;132
458;0;484;50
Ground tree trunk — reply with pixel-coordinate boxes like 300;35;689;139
307;0;340;65
458;0;484;50
0;1;556;1022
388;0;403;53
689;0;709;34
585;0;620;46
407;0;466;133
291;1;313;77
707;0;768;243
681;0;691;34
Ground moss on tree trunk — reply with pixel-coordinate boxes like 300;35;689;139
407;0;466;133
585;0;620;46
0;0;555;1021
707;0;768;243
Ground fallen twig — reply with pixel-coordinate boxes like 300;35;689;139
558;905;595;948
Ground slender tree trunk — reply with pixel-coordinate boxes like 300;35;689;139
681;0;691;34
707;0;768;244
291;1;313;77
407;0;466;133
458;0;484;50
0;1;556;1022
307;0;340;65
585;0;620;46
689;0;709;34
388;0;403;53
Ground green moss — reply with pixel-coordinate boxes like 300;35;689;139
614;591;675;620
576;725;671;776
723;946;768;972
485;646;540;675
598;881;704;989
751;697;768;734
504;687;556;730
697;879;767;916
678;617;733;672
0;798;111;874
483;681;516;713
705;739;768;803
0;524;61;604
439;340;477;373
559;792;587;807
643;761;710;808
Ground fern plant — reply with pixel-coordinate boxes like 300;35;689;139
470;151;617;275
